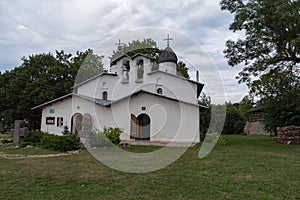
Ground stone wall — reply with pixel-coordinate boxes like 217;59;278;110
274;125;300;144
244;121;270;135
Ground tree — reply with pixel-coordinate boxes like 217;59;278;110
116;38;161;60
0;49;104;130
198;93;212;140
221;0;300;132
112;38;190;78
177;61;190;79
73;49;104;84
222;102;247;135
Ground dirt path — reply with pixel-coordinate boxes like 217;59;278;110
0;150;79;159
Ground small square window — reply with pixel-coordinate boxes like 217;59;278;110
57;117;63;127
49;109;55;114
142;107;146;111
46;117;55;125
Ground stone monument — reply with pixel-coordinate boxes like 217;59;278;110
10;120;28;146
0;121;4;133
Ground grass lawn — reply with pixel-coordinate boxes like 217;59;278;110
0;135;299;200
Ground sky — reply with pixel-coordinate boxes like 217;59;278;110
0;0;248;103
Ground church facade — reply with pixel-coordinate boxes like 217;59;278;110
33;43;204;145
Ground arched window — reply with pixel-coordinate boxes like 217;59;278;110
157;88;163;94
122;60;130;81
137;59;144;80
102;91;108;100
137;59;143;66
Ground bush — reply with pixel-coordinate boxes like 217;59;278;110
24;130;46;144
1;138;12;144
23;130;79;151
90;127;122;147
90;130;112;148
104;127;122;145
41;134;80;151
62;125;71;135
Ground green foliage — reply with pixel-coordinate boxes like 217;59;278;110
1;135;300;199
222;102;247;135
62;125;71;135
199;94;253;136
119;38;162;60
24;130;46;144
103;127;122;145
208;134;228;145
177;61;190;79
112;38;190;79
199;93;211;140
221;0;300;132
74;49;104;84
0;49;103;130
40;134;80;152
90;129;112;147
90;127;122;147
1;138;12;144
23;130;79;151
221;0;299;83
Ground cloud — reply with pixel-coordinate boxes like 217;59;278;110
0;0;248;102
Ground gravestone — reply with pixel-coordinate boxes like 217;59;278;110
0;121;4;133
10;120;28;146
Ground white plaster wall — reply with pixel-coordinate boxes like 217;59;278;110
41;93;200;144
41;97;73;135
159;62;177;75
76;78;99;97
108;92;200;143
76;56;198;106
41;96;108;135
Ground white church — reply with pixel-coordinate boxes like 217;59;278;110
33;39;205;146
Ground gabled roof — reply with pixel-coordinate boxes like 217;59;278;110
110;89;200;107
31;93;111;110
131;53;155;60
72;72;117;89
110;51;130;65
147;70;204;97
31;89;204;111
110;52;155;66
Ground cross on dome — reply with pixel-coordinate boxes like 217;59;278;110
164;34;173;47
115;39;124;51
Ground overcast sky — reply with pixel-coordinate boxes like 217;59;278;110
0;0;248;103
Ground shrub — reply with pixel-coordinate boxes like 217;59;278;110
62;125;71;135
24;130;46;144
90;127;122;147
23;130;79;151
103;127;122;145
41;134;80;151
1;138;12;144
90;129;112;148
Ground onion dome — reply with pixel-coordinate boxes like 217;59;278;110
158;47;178;64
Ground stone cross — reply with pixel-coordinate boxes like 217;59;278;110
10;120;28;146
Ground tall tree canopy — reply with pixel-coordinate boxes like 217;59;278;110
221;0;300;132
0;49;103;129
